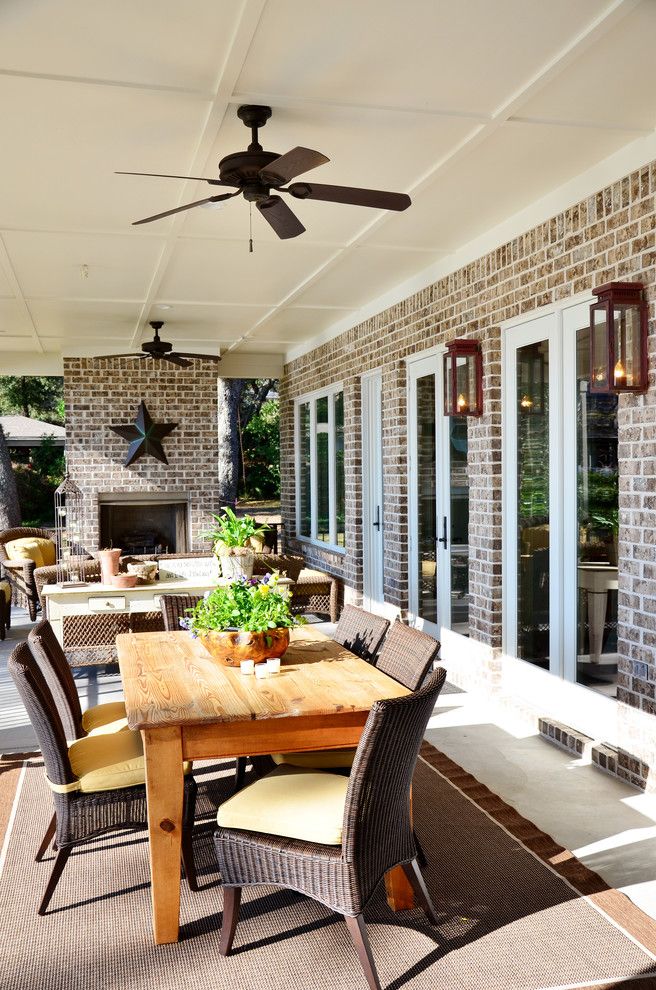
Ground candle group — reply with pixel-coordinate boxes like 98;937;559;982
240;658;281;677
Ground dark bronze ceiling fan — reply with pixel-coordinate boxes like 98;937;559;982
95;321;221;367
117;104;411;238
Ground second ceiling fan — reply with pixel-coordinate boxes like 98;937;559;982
118;104;411;239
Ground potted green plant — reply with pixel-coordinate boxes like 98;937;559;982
180;572;304;666
204;507;267;580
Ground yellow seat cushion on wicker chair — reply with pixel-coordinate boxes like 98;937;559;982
81;701;129;736
272;748;355;770
0;580;10;603
217;765;349;845
66;731;192;793
5;537;56;568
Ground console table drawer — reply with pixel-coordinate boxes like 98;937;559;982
88;596;127;612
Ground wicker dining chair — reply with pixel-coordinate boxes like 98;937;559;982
375;621;441;691
158;592;204;632
214;667;447;990
28;619;128;741
8;641;198;915
332;605;390;664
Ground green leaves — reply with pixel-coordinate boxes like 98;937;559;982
185;574;305;635
202;506;268;548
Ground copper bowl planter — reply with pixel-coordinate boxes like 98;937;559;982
199;627;290;667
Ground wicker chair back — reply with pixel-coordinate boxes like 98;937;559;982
342;668;446;890
375;621;440;690
159;593;203;633
332;605;390;663
8;641;76;789
28;619;84;740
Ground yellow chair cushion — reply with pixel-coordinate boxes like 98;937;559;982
81;701;129;736
68;731;146;793
217;765;349;845
272;748;356;770
5;536;56;568
0;580;10;603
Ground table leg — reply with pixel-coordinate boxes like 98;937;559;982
384;787;416;911
143;726;185;945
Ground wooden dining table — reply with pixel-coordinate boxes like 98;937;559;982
116;625;414;945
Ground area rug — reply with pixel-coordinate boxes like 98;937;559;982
0;745;655;990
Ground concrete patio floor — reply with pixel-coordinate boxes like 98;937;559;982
2;607;655;929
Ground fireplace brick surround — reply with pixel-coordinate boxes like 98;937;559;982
63;358;220;553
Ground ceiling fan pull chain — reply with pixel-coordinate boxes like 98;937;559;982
249;202;254;254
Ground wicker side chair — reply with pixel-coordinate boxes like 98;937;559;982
214;667;447;990
375;621;441;691
159;592;204;632
8;640;198;915
28;619;127;741
333;605;390;664
0;526;56;620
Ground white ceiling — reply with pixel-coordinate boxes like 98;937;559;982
1;0;656;373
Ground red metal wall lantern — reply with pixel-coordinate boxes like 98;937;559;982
590;281;649;394
443;338;483;417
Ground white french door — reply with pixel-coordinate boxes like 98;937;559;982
361;371;385;612
408;351;471;639
503;297;620;719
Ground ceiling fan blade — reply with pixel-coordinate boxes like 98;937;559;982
175;352;222;362
132;193;237;226
116;171;234;187
257;195;305;239
161;354;192;367
259;147;329;184
285;181;411;211
93;352;142;359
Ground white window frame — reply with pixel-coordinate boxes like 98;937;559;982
294;383;346;553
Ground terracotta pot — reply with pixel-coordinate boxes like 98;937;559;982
97;548;122;585
110;573;139;589
199;627;290;667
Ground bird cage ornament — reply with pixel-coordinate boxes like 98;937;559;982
54;474;87;585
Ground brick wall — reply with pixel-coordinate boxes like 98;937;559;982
281;160;656;723
63;358;219;551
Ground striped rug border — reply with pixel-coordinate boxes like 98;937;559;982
420;740;656;966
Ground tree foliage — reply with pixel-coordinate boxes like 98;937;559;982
0;376;64;423
240;397;280;500
0;425;20;529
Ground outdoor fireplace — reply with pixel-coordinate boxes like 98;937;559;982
99;495;189;555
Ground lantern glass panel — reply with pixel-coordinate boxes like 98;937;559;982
455;355;476;414
612;303;641;389
591;304;610;391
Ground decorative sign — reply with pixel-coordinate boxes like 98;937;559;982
110;401;178;467
158;556;220;582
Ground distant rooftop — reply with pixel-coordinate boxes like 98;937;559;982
0;415;65;447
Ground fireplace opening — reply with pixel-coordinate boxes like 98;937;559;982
99;499;189;555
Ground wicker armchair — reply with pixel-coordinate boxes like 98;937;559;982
8;640;198;915
0;526;55;620
214;667;447;990
375;621;441;691
0;578;10;640
333;605;390;663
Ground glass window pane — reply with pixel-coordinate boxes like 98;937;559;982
416;374;437;624
299;402;311;537
517;341;550;669
449;416;469;635
576;326;619;695
316;396;330;542
334;392;345;547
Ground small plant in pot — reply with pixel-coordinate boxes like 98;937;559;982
204;507;267;580
180;572;305;666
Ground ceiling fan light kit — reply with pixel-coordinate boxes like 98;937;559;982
118;104;411;239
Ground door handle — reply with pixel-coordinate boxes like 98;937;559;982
437;516;448;549
373;506;381;531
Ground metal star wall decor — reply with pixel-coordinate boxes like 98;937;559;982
110;400;178;467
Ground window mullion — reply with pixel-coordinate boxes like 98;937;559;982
310;399;318;542
328;394;336;546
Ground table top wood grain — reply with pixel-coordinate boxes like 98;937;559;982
117;625;408;731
